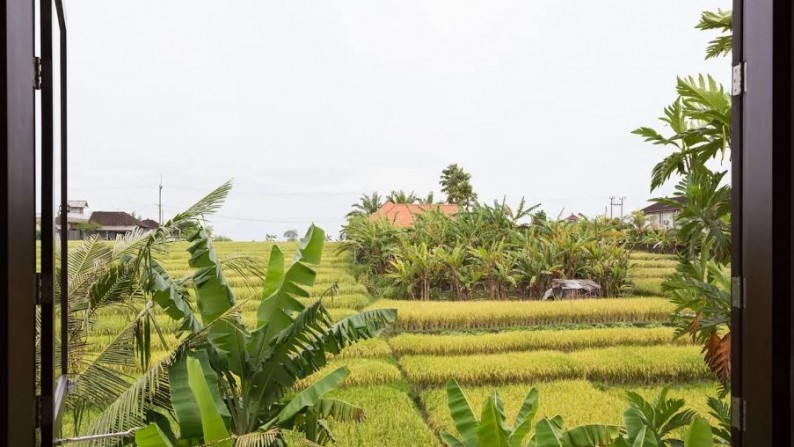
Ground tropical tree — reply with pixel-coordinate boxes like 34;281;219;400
81;226;396;446
387;190;419;204
440;164;477;207
283;229;299;242
634;7;733;386
346;192;384;218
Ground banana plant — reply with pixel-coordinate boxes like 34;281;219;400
441;381;723;447
440;379;541;447
85;225;396;447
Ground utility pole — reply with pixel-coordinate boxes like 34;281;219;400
608;196;626;219
159;174;163;224
609;196;614;219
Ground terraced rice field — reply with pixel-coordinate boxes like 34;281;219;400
79;243;709;446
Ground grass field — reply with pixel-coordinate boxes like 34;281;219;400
72;242;711;446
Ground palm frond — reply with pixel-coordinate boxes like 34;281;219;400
167;180;233;225
76;349;179;447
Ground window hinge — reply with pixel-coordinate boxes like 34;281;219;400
36;272;53;305
732;62;746;96
35;395;53;428
731;396;745;432
731;276;744;309
34;57;43;90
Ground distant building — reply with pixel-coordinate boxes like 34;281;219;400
641;197;686;229
565;213;580;223
55;199;90;239
370;202;460;229
88;211;145;240
55;201;158;240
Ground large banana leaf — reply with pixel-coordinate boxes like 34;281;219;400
532;418;566;447
623;407;661;447
510;388;539;447
245;302;333;432
559;425;622;447
273;366;350;427
186;355;232;447
255;226;325;339
683;418;713;447
322;308;397;354
477;393;511;447
188;228;247;374
169;355;203;440
445;379;480;447
147;260;200;335
134;423;176;447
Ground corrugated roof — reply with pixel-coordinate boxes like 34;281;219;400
640;197;686;213
89;211;142;227
370;202;460;228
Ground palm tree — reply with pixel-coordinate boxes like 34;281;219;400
386;190;418;204
439;164;476;207
346;192;383;218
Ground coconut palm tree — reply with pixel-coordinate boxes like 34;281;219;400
346;192;383;218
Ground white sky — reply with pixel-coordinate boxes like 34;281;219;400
63;0;731;240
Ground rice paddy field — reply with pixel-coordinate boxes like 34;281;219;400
80;242;718;446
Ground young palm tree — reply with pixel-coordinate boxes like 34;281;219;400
345;192;383;218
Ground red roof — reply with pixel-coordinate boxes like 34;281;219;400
370;202;460;228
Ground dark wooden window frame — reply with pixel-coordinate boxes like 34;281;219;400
4;0;794;445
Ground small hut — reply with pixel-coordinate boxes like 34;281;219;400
542;279;602;300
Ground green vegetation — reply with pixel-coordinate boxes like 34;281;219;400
435;380;726;447
343;205;633;300
66;240;721;447
635;7;733;387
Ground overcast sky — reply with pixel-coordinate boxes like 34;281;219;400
61;0;731;240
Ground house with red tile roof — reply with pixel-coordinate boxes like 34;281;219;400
370;202;460;228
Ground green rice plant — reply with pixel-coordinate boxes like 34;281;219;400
629;252;677;261
367;298;675;331
632;277;665;296
297;358;403;389
629;259;678;269
399;346;710;386
421;381;721;436
323;385;441;447
388;327;688;356
629;267;676;278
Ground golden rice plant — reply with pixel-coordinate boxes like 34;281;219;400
388;327;689;356
296;358;403;389
326;385;441;447
399;345;710;386
367;298;675;331
420;380;721;435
